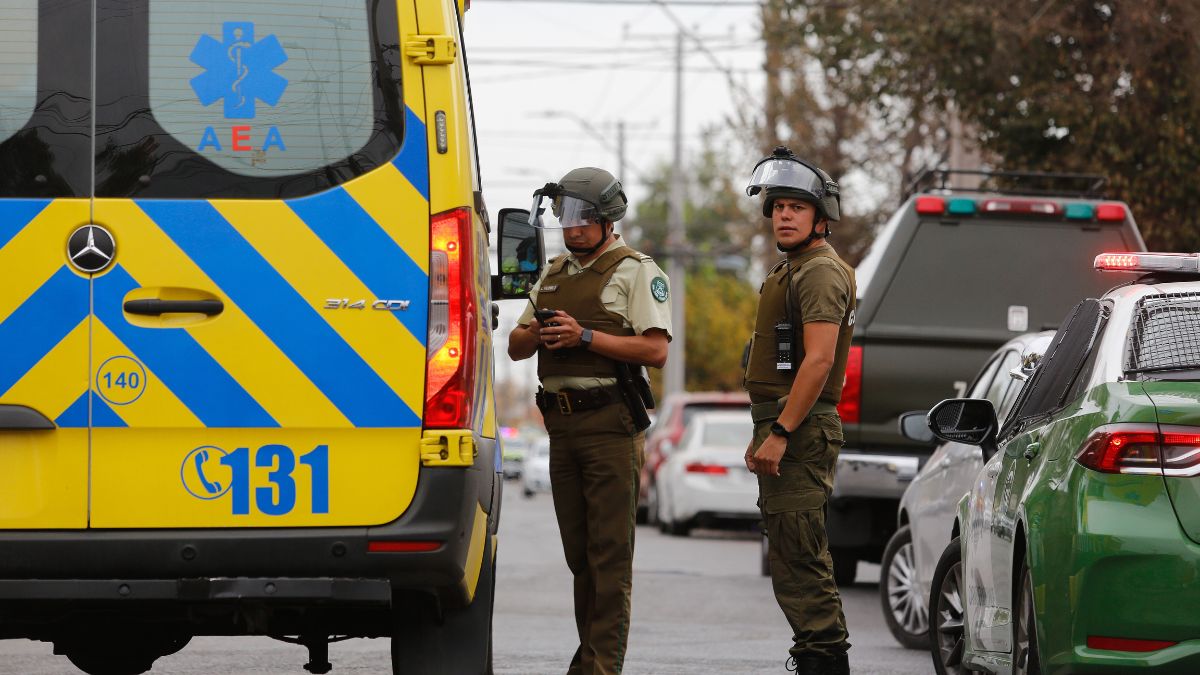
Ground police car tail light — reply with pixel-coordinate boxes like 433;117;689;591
837;345;863;424
1075;424;1200;476
426;207;477;429
1094;251;1200;274
1087;636;1178;652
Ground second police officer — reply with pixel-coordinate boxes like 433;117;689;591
507;167;672;675
743;147;855;675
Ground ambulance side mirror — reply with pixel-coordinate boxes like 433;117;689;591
493;208;545;300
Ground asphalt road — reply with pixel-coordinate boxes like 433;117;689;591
0;483;933;674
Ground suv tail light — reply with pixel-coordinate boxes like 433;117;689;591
837;345;862;424
1075;424;1200;476
424;207;477;429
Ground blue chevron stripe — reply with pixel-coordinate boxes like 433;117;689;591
0;200;51;250
287;188;428;344
0;266;89;397
137;200;420;428
393;107;429;200
94;265;277;428
56;391;89;428
91;393;127;428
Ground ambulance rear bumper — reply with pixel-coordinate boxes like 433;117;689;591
0;467;493;607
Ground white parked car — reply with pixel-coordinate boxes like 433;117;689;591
655;410;758;536
879;331;1053;649
521;438;551;497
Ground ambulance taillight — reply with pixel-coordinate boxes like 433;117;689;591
426;207;477;428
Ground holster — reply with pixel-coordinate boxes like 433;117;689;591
614;362;652;432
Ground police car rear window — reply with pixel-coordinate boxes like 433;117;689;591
1127;292;1200;376
94;0;403;199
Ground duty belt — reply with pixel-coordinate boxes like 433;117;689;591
750;399;839;424
536;385;623;415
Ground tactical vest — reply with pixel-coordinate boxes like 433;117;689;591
744;246;857;403
536;246;641;380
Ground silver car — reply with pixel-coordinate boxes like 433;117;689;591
879;331;1054;649
521;437;551;498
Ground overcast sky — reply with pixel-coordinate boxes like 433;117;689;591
465;0;767;391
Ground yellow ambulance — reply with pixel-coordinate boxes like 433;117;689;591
0;0;529;672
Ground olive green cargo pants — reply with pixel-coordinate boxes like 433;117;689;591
544;401;644;675
752;413;851;659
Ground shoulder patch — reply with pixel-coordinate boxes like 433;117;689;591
638;253;653;262
650;276;669;303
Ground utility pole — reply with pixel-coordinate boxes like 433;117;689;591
663;30;687;399
617;120;626;186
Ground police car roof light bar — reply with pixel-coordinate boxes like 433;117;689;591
1094;252;1200;274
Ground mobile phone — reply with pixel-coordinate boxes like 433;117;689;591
534;308;558;325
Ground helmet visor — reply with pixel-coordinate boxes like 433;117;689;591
529;191;600;229
746;157;826;198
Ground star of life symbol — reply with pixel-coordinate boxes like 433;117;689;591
189;22;288;119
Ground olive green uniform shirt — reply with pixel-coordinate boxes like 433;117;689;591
517;236;673;393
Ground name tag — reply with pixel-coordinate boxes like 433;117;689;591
540;285;559;293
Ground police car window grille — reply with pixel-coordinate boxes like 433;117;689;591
1128;292;1200;374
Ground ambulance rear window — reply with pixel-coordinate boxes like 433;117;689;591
94;0;403;199
0;1;38;146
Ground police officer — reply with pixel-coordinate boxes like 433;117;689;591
742;147;854;675
508;167;672;675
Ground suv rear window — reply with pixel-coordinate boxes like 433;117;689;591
871;219;1129;333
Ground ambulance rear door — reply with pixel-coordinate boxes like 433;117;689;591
86;0;432;528
0;0;92;529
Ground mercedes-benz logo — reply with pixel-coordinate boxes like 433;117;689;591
67;224;116;274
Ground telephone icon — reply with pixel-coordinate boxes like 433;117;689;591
195;449;223;495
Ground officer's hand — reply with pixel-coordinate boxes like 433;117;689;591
744;439;758;472
540;311;582;350
752;434;786;477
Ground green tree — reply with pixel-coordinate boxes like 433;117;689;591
784;0;1200;251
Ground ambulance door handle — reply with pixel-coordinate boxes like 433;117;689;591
123;299;224;316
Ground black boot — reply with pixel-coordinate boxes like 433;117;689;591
784;652;850;674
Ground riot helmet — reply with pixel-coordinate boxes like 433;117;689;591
746;146;841;222
528;167;627;229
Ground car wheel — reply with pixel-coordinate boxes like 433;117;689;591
1014;557;1041;675
880;525;930;649
60;632;188;675
830;547;858;586
930;536;975;675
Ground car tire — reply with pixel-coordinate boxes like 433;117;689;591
830;547;858;586
880;525;930;649
60;632;189;675
929;536;976;675
391;536;495;674
1014;556;1042;675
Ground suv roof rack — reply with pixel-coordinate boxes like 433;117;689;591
904;169;1109;201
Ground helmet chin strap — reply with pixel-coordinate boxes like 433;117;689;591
777;219;828;253
566;223;613;257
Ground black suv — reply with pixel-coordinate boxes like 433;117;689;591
821;170;1146;584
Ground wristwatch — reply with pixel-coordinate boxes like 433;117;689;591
579;328;594;349
769;421;791;439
